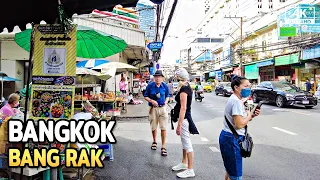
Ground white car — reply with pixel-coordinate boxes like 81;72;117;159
173;82;179;95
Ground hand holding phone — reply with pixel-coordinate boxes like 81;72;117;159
251;101;264;116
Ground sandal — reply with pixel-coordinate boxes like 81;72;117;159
151;142;157;150
161;148;167;156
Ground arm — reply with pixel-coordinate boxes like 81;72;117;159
177;92;187;127
233;112;252;129
232;100;253;129
164;84;170;104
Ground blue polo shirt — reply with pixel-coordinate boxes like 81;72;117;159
144;82;170;106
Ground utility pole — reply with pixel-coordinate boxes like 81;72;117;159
240;17;243;76
224;16;243;76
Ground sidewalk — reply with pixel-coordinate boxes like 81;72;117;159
119;100;175;119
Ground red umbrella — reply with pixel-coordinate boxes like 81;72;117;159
0;0;140;31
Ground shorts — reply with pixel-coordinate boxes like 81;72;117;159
148;106;168;131
180;119;193;152
219;130;244;180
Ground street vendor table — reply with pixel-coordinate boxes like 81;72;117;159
74;100;115;112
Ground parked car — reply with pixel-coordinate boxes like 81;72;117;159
215;82;233;96
173;82;179;95
251;81;318;108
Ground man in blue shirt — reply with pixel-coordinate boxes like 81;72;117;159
144;70;170;156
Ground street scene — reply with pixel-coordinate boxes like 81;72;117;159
0;0;320;179
97;93;320;180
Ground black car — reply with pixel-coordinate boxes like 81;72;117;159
251;81;317;108
215;82;233;97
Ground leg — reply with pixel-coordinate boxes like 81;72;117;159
152;129;157;143
187;151;194;169
161;130;166;148
182;149;187;164
149;107;158;150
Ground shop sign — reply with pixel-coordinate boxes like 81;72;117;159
215;70;222;81
275;53;299;66
302;45;320;60
147;42;163;51
244;64;259;79
305;62;320;69
280;27;297;37
30;24;76;121
256;59;274;67
209;71;216;77
32;76;76;85
277;4;320;35
222;67;233;72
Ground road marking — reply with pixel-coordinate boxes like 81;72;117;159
273;109;311;115
286;110;311;116
201;137;209;142
209;147;220;153
272;127;297;135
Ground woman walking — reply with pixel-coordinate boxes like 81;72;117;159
219;75;260;180
119;76;128;94
172;68;199;178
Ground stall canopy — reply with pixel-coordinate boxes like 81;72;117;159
0;0;144;31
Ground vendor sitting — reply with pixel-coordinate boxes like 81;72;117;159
128;93;143;105
0;93;20;120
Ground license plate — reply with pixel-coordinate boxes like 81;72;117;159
302;100;309;104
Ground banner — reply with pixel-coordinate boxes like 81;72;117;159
29;24;77;120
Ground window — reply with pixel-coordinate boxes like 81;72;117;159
258;4;262;8
262;40;267;52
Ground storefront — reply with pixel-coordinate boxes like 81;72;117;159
256;58;275;82
300;45;320;92
244;63;259;84
221;66;233;82
274;53;299;83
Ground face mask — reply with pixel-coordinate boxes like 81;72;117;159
240;88;251;98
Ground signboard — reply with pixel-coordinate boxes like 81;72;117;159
150;67;155;75
215;70;222;81
221;48;231;67
209;71;216;77
280;27;297;37
277;4;320;37
147;42;163;51
30;24;76;120
275;53;299;66
175;59;180;64
156;63;160;69
302;45;320;60
244;64;259;79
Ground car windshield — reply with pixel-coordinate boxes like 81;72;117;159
272;82;297;92
225;83;232;89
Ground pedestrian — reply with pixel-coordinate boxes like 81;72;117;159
0;93;20;120
139;79;148;97
144;70;170;156
172;68;199;178
168;80;174;102
119;76;128;94
317;82;320;100
219;75;260;180
306;78;312;92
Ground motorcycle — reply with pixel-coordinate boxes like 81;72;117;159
194;91;204;102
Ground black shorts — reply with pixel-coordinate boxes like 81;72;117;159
121;90;126;93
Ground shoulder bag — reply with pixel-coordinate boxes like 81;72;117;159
224;116;253;158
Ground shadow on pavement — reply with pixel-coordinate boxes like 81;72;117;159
94;137;320;180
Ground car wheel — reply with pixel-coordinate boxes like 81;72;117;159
252;93;259;103
223;91;227;97
305;106;313;109
215;91;219;95
200;98;202;102
276;95;285;108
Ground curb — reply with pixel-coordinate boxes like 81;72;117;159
117;116;148;119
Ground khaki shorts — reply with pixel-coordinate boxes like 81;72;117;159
149;106;168;131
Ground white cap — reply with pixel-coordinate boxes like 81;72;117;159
175;68;189;80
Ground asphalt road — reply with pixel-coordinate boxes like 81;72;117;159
95;93;320;180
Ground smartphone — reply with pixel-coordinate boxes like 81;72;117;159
251;101;264;114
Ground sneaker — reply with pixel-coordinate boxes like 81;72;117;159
177;169;195;178
172;163;188;171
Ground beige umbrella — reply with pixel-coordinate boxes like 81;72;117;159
76;67;99;102
97;67;117;81
92;62;138;72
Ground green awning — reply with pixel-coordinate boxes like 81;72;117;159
275;53;299;66
244;64;259;79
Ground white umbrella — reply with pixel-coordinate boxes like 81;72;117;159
97;67;117;81
76;68;99;102
92;62;137;72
